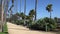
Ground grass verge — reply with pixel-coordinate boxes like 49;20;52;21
0;23;8;34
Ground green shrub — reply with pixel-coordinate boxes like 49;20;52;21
18;20;24;25
28;21;40;30
43;17;57;31
28;17;57;31
14;20;24;25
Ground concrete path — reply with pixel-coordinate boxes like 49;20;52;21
7;22;57;34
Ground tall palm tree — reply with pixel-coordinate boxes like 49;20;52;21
24;0;26;15
24;0;26;25
16;0;17;13
12;0;14;6
46;4;52;19
46;4;52;32
35;0;38;20
20;0;21;13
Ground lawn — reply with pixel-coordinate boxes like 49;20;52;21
0;32;7;34
0;23;8;34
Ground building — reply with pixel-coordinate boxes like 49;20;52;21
57;18;60;28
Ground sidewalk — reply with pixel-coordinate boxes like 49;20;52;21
7;22;57;34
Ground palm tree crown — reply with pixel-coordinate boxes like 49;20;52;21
46;4;53;18
46;4;52;12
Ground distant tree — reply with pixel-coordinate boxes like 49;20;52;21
24;0;26;25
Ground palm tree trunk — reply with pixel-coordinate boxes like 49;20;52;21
16;0;17;13
24;0;26;25
24;0;26;15
35;0;37;20
49;11;52;23
50;11;51;19
20;0;21;13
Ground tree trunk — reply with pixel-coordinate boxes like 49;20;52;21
50;11;51;19
35;0;37;20
24;0;26;25
1;0;4;32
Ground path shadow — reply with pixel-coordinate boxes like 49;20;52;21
8;28;30;31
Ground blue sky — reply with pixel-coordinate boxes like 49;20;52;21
9;0;60;19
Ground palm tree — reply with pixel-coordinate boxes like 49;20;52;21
35;0;38;20
46;4;53;19
24;0;26;25
46;4;53;32
20;12;26;20
20;0;21;13
29;9;35;21
24;0;26;16
16;0;17;13
12;0;14;4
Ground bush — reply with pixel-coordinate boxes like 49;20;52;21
28;21;40;30
28;17;57;31
43;17;57;31
15;20;24;25
18;20;24;25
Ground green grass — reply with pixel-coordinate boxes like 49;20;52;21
0;23;8;34
3;23;8;32
0;32;7;34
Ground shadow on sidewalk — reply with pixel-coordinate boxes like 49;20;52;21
8;28;30;31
